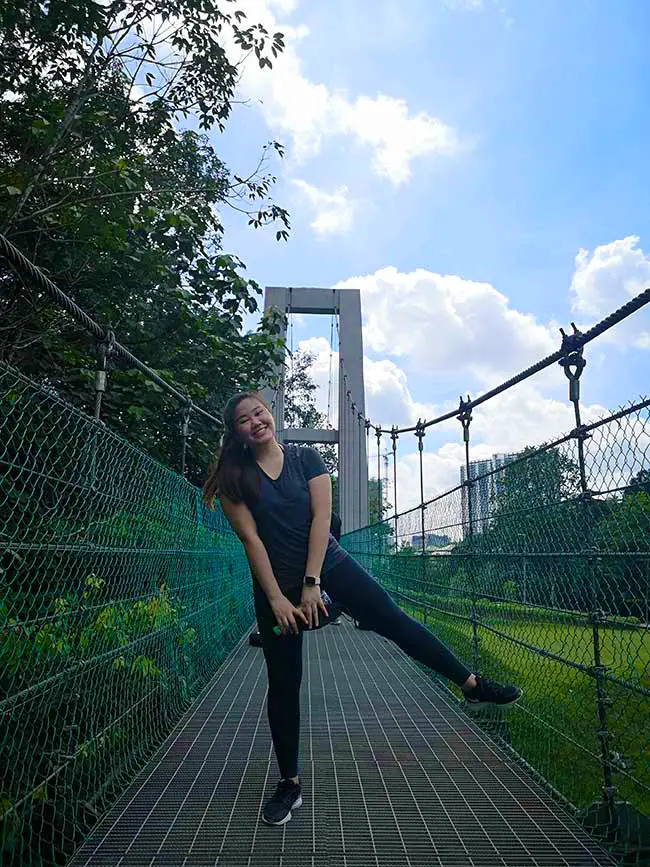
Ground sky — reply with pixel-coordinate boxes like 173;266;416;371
210;0;650;506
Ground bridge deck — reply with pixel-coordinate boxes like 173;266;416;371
71;620;613;867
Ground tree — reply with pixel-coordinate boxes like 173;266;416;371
485;447;582;550
593;474;650;620
0;0;290;482
367;476;391;524
626;469;650;497
466;446;587;608
283;350;338;476
1;0;288;233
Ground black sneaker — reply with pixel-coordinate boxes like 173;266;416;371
465;675;522;706
262;779;302;826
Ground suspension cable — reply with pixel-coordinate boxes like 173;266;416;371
326;290;335;427
288;286;294;384
0;232;222;426
355;288;650;435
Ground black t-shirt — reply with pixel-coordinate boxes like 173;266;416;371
246;445;347;591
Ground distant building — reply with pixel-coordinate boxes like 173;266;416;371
460;453;516;536
410;533;452;550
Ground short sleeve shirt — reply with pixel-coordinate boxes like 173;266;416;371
246;445;348;590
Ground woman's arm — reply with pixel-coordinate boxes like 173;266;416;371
305;473;332;580
300;473;332;628
219;496;281;599
220;495;307;634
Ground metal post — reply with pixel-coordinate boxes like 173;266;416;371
180;403;192;477
391;426;399;553
358;412;363;524
559;328;589;494
415;420;427;621
459;397;474;539
375;425;382;521
590;553;616;818
91;330;114;491
365;419;371;530
458;396;480;672
559;326;615;815
517;532;528;604
415;421;426;554
94;329;115;422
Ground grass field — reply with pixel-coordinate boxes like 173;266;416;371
402;599;650;815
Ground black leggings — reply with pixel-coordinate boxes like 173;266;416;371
254;555;472;780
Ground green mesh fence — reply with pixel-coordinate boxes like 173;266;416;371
344;398;650;864
0;361;254;866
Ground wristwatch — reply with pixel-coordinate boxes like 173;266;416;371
304;575;321;587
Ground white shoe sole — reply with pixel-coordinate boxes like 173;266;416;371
262;795;302;826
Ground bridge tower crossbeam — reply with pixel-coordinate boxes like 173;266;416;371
262;286;368;532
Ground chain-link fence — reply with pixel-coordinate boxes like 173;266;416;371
0;361;253;865
2;230;650;864
343;396;650;863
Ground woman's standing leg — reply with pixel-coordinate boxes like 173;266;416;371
323;557;521;705
254;588;305;825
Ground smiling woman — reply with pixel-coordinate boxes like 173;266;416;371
202;390;522;828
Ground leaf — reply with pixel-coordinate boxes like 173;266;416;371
32;786;48;802
5;185;21;196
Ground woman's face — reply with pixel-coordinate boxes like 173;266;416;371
233;397;276;448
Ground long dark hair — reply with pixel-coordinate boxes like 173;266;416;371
202;391;269;507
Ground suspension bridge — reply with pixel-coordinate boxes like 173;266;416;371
1;233;649;866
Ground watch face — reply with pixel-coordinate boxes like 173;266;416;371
305;576;317;586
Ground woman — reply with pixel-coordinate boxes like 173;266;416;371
203;391;521;827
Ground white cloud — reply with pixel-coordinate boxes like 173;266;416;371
285;239;646;511
364;358;437;427
570;236;650;349
392;445;469;516
292;335;611;511
336;266;557;384
294;337;435;429
236;1;462;185
292;336;338;426
334;95;460;185
292;180;354;236
386;383;609;515
465;382;607;452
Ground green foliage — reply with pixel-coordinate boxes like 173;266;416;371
403;601;650;816
1;578;183;689
283;349;338;476
344;414;650;837
626;469;650;496
0;362;255;865
593;490;650;620
0;0;291;482
485;447;583;549
368;476;392;524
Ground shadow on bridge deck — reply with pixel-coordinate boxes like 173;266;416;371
70;620;614;867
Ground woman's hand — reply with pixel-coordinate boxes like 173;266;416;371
269;594;308;635
299;586;329;629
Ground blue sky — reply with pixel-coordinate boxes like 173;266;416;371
210;0;650;500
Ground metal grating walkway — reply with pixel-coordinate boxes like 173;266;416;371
71;619;614;867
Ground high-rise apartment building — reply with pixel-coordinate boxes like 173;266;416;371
460;453;516;535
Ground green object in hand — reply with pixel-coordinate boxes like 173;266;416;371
273;625;282;636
